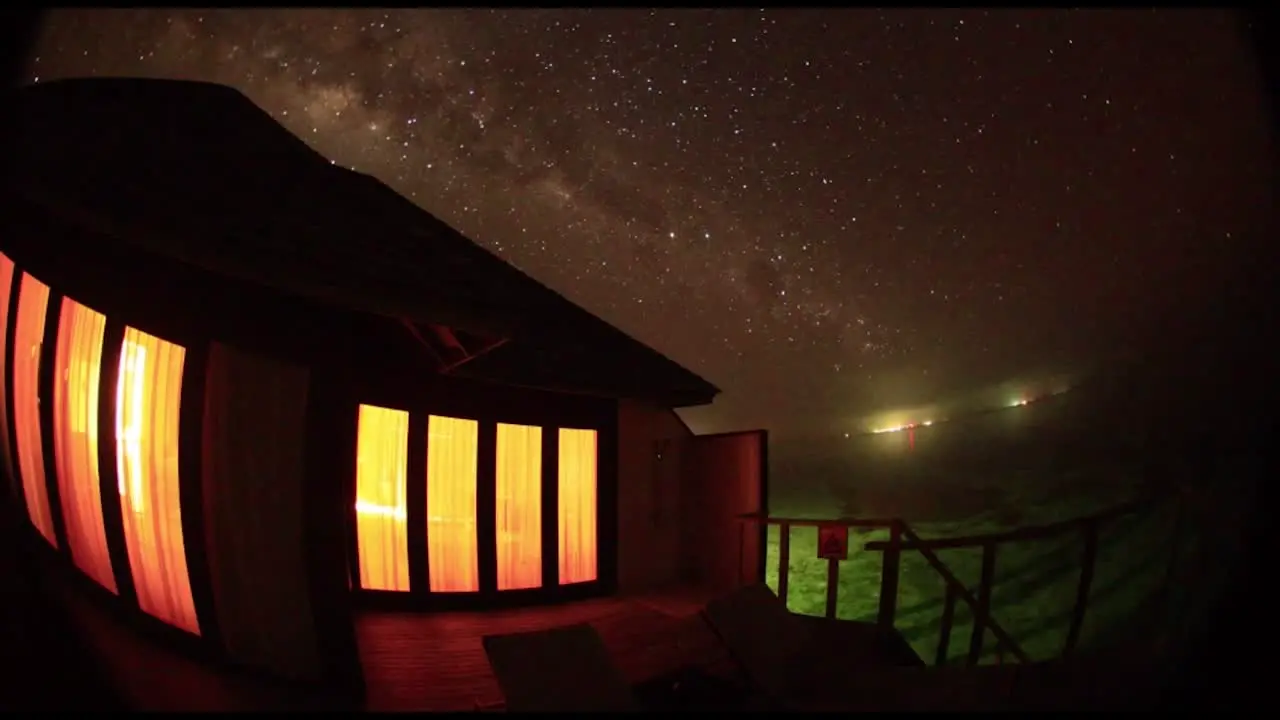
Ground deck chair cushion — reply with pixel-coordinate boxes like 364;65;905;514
481;622;640;713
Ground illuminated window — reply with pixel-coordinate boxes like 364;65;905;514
495;423;542;590
116;327;200;635
53;298;116;593
426;415;478;592
354;404;410;592
0;253;17;495
13;274;55;546
558;428;598;584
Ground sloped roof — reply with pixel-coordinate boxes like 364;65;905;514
4;77;718;407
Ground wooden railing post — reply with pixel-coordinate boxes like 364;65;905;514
825;557;840;619
1063;519;1099;655
877;520;902;629
935;583;958;666
967;541;997;666
777;522;791;606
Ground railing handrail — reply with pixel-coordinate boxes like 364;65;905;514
736;512;897;529
739;492;1178;667
738;493;1162;547
862;494;1160;552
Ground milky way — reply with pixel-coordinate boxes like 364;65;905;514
26;9;1271;436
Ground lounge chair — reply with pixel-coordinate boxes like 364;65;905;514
700;583;1026;711
480;622;640;712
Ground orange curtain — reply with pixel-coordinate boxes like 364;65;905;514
53;298;117;593
354;404;410;592
13;274;55;546
495;423;542;590
116;327;200;635
426;415;478;592
0;253;17;497
558;428;598;584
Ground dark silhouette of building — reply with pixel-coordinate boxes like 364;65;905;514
1;77;768;692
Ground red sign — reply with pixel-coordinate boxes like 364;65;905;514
817;525;849;560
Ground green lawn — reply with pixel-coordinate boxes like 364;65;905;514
763;477;1183;665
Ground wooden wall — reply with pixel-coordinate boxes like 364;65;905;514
679;430;768;593
200;342;322;681
614;401;692;593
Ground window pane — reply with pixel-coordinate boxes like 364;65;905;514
13;273;55;546
53;297;116;593
426;415;478;592
354;404;410;592
496;423;541;591
116;327;199;635
558;428;598;584
0;253;17;498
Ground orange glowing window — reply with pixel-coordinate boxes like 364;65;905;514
13;273;55;546
354;404;410;592
116;327;200;635
557;428;598;585
53;298;117;593
426;415;479;592
0;253;17;495
495;423;542;591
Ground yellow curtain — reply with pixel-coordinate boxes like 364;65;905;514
558;428;598;584
354;404;410;592
0;253;17;495
495;423;541;590
426;415;478;592
53;298;117;594
13;273;55;547
116;328;200;635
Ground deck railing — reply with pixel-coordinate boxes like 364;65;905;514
740;490;1186;667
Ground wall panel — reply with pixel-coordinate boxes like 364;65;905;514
202;343;321;680
615;401;691;593
426;415;479;592
13;273;55;545
116;327;200;634
354;403;410;592
52;297;116;592
558;428;598;585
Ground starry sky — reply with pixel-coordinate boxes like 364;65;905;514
24;9;1273;438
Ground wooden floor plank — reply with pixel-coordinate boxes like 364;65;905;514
355;596;728;710
44;561;727;711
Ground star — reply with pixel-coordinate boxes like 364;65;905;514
26;8;1270;437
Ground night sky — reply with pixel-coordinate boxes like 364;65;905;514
25;9;1272;437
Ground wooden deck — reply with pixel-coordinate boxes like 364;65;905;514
39;554;728;712
15;539;1174;713
358;589;728;711
12;492;1174;713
